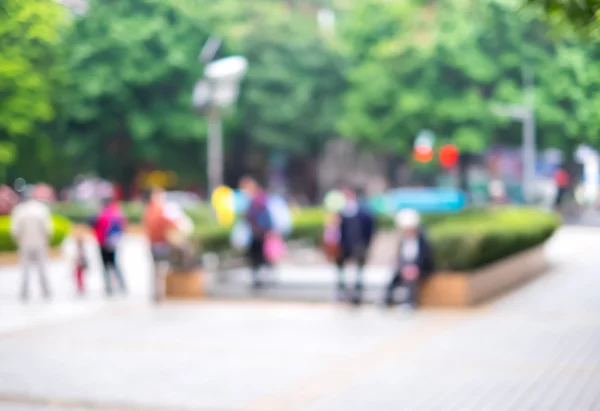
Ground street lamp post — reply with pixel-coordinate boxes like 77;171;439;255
193;41;248;195
490;66;536;203
207;108;223;194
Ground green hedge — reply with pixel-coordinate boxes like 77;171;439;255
51;202;146;223
52;202;214;224
196;206;560;272
429;207;560;271
0;215;72;252
46;202;560;272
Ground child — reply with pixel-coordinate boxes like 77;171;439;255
73;228;88;295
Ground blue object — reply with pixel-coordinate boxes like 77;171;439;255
371;188;466;214
104;217;125;250
230;221;252;249
233;190;251;214
267;194;292;236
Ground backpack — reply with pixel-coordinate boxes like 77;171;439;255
103;216;124;250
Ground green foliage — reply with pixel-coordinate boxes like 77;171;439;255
196;206;329;253
337;0;600;155
0;0;68;182
51;202;144;223
231;6;346;154
195;205;559;272
337;0;495;153
0;215;71;252
524;0;600;37
58;0;211;184
430;206;560;270
53;0;347;186
51;201;215;224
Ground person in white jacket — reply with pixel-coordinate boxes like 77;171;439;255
10;193;54;301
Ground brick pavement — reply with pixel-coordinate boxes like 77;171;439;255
0;227;599;411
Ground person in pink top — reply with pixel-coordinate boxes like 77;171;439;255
92;197;127;296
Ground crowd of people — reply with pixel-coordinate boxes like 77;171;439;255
9;176;435;310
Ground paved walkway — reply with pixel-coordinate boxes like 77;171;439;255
0;227;599;410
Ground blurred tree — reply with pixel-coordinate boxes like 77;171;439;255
190;0;347;184
234;7;346;155
337;0;495;155
337;0;600;158
0;0;67;184
59;0;345;191
524;0;600;36
59;0;209;194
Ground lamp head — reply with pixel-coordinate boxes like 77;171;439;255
204;56;248;82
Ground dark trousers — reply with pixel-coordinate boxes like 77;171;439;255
555;187;567;208
336;248;367;297
100;247;127;295
247;237;270;285
385;271;420;307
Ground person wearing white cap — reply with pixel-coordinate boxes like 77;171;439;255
383;208;434;309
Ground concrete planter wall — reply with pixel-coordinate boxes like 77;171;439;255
165;270;205;299
419;245;548;307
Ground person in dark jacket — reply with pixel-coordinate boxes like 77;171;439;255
336;186;374;305
240;176;273;288
384;208;433;309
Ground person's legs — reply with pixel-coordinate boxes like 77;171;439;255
35;248;50;300
384;271;403;306
100;248;113;296
248;238;264;288
151;243;169;302
335;254;348;300
152;260;165;302
352;257;366;305
555;187;566;210
404;278;419;308
19;249;32;301
111;250;127;294
75;265;85;294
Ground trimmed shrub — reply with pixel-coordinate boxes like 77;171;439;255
429;207;560;271
195;206;560;272
51;202;145;223
50;201;559;272
196;208;326;253
52;202;214;225
0;215;72;252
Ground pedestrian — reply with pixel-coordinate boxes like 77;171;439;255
72;227;88;295
383;209;434;310
239;176;273;289
92;197;127;296
142;189;178;302
554;165;570;210
10;191;54;301
335;186;374;305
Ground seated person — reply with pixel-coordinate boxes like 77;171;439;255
384;208;434;309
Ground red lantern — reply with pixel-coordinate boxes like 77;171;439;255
439;144;459;167
414;145;433;163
